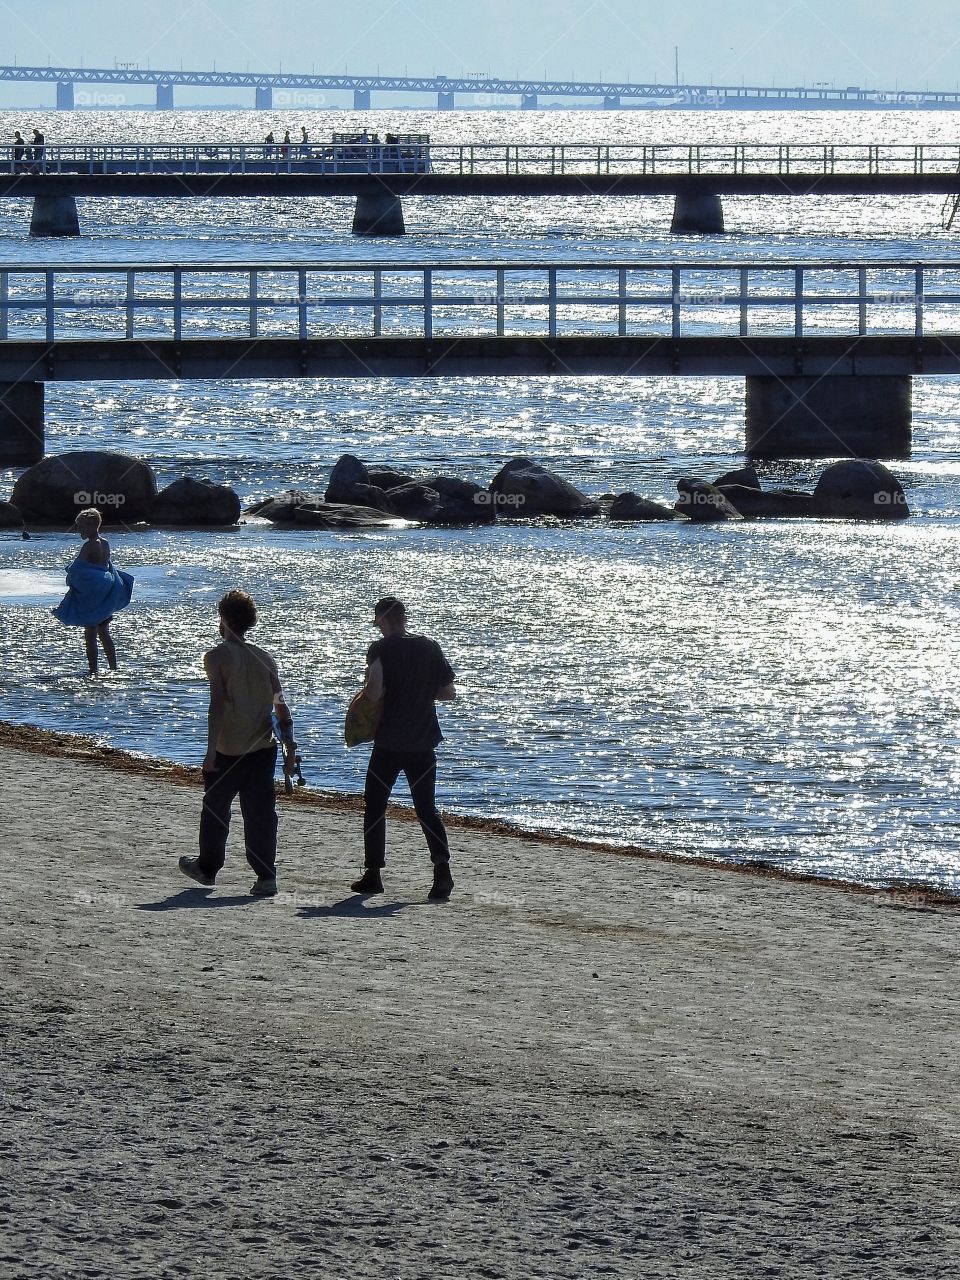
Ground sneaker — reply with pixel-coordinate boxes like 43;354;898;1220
428;864;454;900
351;868;384;895
250;878;278;897
179;855;216;887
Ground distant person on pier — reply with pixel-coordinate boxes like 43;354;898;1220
299;125;309;157
280;129;291;159
30;127;44;171
263;129;275;159
12;131;25;171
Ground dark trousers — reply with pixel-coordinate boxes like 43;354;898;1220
199;745;278;880
363;746;450;868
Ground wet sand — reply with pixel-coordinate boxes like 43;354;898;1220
3;723;960;1279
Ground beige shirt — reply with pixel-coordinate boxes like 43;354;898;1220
212;639;276;756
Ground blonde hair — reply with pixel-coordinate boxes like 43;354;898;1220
76;508;102;530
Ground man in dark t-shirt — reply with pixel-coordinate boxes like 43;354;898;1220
352;596;457;900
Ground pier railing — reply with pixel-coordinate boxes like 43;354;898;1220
5;142;960;178
0;261;958;343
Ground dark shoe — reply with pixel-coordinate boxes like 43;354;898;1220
351;868;384;895
179;855;215;887
428;864;454;900
250;877;278;897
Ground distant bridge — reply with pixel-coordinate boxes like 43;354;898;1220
0;259;952;464
1;63;959;112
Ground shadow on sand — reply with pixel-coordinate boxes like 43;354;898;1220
298;893;425;920
135;888;254;912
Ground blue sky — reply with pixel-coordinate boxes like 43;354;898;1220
3;0;959;91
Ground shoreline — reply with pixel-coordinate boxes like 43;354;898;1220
4;716;958;908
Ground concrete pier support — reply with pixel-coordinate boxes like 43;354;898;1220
30;196;80;237
603;94;621;109
156;81;174;110
256;85;273;109
438;90;455;110
57;79;74;110
0;383;44;466
671;192;725;234
353;193;405;236
521;93;538;110
353;87;371;110
745;375;912;459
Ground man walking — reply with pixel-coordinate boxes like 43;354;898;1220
352;597;457;900
179;590;296;897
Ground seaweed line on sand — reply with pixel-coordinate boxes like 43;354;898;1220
3;717;958;908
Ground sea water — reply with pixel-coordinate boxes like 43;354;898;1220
2;107;960;889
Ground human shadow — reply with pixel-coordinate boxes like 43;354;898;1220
135;888;254;912
298;894;422;921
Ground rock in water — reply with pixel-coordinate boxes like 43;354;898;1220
717;485;817;519
813;460;910;519
0;500;24;528
674;477;744;522
489;457;600;518
150;476;241;526
608;492;687;521
714;464;761;491
325;454;369;503
10;451;157;522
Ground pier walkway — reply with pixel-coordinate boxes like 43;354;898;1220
8;143;960;237
0;259;955;465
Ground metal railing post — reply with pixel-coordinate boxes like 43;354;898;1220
496;267;505;337
0;271;6;342
618;267;627;337
249;269;258;338
548;268;557;340
373;268;382;337
424;268;433;341
859;267;867;335
915;265;924;338
740;267;749;336
45;270;54;342
173;268;182;341
298;268;307;340
126;270;135;339
672;266;681;339
795;267;803;339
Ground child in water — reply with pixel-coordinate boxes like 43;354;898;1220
53;508;134;674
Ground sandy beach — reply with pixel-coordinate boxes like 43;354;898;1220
3;723;960;1280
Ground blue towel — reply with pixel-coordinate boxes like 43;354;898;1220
53;558;134;628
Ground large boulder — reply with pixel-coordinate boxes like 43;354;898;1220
608;492;687;521
714;464;761;491
325;454;369;504
11;451;157;523
423;474;496;524
245;490;318;523
291;502;412;529
675;477;744;522
385;481;443;521
718;485;817;519
0;500;24;528
489;457;600;518
813;460;910;519
150;476;241;526
367;466;414;491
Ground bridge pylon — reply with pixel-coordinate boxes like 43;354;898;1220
256;85;273;109
156;82;174;110
56;79;74;110
354;87;371;110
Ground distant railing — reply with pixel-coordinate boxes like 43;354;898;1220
6;142;960;178
0;261;958;343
